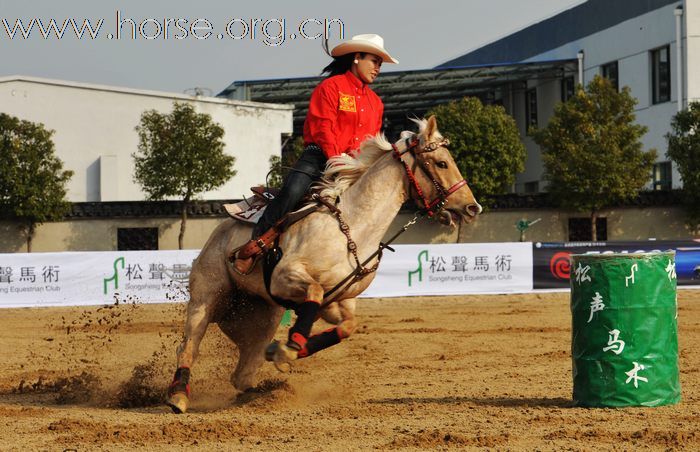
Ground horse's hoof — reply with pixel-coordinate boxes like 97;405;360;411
274;361;292;373
265;340;280;362
265;340;297;373
166;392;189;414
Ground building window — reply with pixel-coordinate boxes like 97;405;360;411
651;46;671;104
524;181;539;193
601;61;619;91
117;228;159;251
568;218;608;241
653;161;672;190
526;88;538;129
561;76;575;102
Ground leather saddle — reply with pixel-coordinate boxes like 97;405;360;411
226;186;321;276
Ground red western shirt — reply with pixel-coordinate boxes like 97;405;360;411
303;71;384;159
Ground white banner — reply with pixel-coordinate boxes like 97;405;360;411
362;242;533;297
0;250;199;308
0;243;533;308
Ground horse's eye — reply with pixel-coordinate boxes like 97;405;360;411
437;161;448;169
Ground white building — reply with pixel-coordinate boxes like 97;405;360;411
0;76;293;202
440;0;697;193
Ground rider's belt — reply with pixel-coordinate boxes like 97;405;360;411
305;143;324;154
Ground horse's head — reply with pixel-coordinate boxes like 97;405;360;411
395;116;482;226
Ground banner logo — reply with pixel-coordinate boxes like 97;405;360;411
408;250;429;287
103;256;125;294
550;252;571;280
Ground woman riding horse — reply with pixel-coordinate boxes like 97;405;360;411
165;33;480;414
233;33;398;277
167;116;481;413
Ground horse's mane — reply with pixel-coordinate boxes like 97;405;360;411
315;118;434;199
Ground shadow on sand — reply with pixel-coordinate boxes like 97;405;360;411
369;395;573;408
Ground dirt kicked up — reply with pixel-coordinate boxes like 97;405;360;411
1;291;699;450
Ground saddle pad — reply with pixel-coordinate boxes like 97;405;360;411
224;197;267;224
224;186;279;224
224;198;320;226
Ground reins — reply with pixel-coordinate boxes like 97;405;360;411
319;211;420;307
318;135;468;307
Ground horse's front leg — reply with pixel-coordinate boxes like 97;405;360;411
299;297;357;358
266;282;324;372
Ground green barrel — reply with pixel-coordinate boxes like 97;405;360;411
570;252;680;407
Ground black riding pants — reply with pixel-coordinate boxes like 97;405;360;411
253;145;327;237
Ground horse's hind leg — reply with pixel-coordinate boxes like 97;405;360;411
167;275;226;414
217;297;283;392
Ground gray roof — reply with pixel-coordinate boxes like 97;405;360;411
438;0;680;68
219;59;576;136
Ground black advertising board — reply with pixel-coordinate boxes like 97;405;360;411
533;240;700;289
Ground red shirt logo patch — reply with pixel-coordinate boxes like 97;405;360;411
338;93;357;112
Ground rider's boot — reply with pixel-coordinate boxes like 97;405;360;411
232;144;325;275
231;226;279;275
229;221;283;275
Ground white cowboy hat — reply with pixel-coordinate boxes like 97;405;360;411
331;34;399;64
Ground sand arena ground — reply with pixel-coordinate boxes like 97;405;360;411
1;290;699;450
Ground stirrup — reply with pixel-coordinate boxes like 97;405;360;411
229;235;270;275
232;254;257;275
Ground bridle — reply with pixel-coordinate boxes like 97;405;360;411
319;134;469;304
391;136;468;217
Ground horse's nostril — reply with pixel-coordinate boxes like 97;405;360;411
466;203;482;217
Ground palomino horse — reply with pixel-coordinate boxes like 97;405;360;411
166;116;481;413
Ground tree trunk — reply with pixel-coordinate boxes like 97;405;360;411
179;199;188;250
590;210;598;241
26;221;35;253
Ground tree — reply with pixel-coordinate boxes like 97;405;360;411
666;102;700;235
427;97;526;203
133;102;236;249
267;136;305;188
531;75;657;240
0;113;73;252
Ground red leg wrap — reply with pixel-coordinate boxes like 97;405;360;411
297;327;342;358
168;367;191;397
287;300;320;350
288;332;308;351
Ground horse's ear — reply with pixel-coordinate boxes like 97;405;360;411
425;115;438;138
